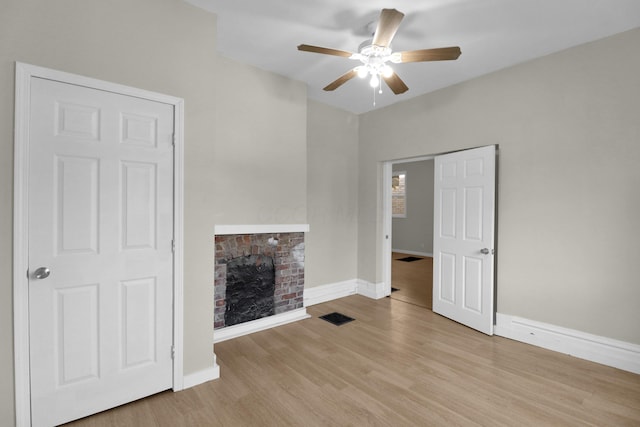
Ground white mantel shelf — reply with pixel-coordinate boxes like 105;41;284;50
214;224;310;235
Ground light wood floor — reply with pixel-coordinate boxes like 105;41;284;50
391;252;433;309
65;295;640;426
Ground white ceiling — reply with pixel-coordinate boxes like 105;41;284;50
185;0;640;114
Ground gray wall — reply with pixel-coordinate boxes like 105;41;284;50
392;160;434;255
214;56;307;225
0;0;307;422
358;28;640;345
306;101;360;287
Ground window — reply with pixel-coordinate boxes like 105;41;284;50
392;171;406;218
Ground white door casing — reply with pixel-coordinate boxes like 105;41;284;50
432;145;496;335
13;63;185;427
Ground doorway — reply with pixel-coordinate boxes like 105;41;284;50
383;146;497;335
388;159;435;309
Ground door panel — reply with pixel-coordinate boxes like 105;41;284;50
56;101;100;140
55;283;100;385
433;145;496;335
463;256;483;313
464;187;483;241
439;252;456;303
55;156;100;254
122;161;157;249
121;277;157;368
440;189;457;238
28;77;174;426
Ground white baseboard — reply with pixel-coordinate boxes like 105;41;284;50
392;249;433;258
495;313;640;375
182;355;220;389
356;279;389;300
213;308;310;343
304;279;389;305
304;280;358;306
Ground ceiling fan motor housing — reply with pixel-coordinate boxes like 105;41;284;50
353;40;396;78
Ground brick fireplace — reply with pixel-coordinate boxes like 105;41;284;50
214;227;306;331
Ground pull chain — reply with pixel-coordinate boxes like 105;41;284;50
372;79;383;106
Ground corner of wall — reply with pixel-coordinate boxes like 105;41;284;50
182;354;220;389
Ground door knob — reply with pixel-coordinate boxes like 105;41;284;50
480;248;490;255
33;267;51;279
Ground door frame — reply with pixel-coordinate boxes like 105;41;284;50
382;155;435;295
13;62;185;426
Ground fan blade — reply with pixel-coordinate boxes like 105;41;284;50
383;73;409;95
298;44;354;58
323;69;358;91
372;8;405;48
398;46;461;63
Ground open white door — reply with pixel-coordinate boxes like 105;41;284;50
433;145;496;335
27;76;175;426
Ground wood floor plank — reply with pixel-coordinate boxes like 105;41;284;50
64;295;640;426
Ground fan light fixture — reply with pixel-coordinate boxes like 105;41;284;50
297;8;462;99
352;42;398;92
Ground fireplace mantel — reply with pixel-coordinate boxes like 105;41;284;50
214;224;310;235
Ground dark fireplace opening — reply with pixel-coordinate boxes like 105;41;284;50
214;232;305;330
224;254;275;327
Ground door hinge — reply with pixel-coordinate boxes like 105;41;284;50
171;239;175;253
171;346;175;360
171;133;176;147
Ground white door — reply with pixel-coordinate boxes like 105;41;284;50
433;145;496;335
28;77;175;426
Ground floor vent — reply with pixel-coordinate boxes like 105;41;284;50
396;256;422;262
319;312;355;326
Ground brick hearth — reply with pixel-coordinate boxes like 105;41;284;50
214;232;305;329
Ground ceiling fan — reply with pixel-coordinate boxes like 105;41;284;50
298;8;461;95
